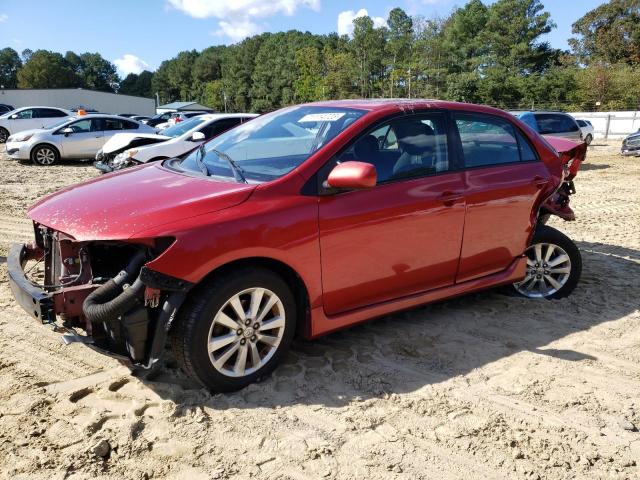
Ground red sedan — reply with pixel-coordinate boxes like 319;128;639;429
8;100;586;392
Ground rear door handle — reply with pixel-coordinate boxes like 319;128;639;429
438;191;464;206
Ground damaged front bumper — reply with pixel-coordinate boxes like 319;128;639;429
8;243;56;324
8;237;191;369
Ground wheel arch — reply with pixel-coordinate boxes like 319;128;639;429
31;142;61;161
176;256;312;339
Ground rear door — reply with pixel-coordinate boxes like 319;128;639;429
101;118;139;146
34;108;69;128
453;112;551;282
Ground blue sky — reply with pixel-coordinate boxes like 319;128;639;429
0;0;604;76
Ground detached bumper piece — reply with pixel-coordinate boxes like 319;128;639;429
7;243;55;324
93;160;114;173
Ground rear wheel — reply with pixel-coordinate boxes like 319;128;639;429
31;145;60;166
171;267;296;392
0;127;8;143
513;225;581;299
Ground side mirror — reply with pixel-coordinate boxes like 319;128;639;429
9;114;17;119
191;131;205;142
326;161;377;190
62;127;74;136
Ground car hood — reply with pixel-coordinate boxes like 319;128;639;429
102;132;170;154
28;163;256;241
9;128;48;139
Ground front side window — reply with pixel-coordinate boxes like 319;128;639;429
178;106;366;182
201;118;243;139
65;119;94;133
14;109;34;119
334;113;449;183
455;113;524;167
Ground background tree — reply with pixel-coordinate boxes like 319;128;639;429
0;48;22;88
570;0;640;65
17;50;80;88
119;70;154;97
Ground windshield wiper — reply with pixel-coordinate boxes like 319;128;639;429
195;144;210;176
211;148;248;184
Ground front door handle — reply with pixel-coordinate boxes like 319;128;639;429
438;191;464;206
532;176;549;189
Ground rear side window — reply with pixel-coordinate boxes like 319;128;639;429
101;118;138;131
35;108;67;118
454;113;521;167
534;114;580;134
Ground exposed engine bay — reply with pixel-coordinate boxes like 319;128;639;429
9;225;189;367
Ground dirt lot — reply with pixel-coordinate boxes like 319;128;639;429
0;143;638;480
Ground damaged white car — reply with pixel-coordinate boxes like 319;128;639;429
94;113;257;172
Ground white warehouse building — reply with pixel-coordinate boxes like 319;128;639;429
0;88;156;116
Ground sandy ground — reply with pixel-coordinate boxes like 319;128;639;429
0;143;639;480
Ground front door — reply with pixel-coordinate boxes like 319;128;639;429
8;108;39;133
318;113;466;316
59;118;104;158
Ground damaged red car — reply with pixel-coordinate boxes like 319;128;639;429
8;100;587;392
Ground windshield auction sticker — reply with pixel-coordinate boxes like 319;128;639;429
299;113;346;123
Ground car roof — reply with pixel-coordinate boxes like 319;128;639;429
197;113;259;120
13;106;70;111
70;114;142;121
304;99;511;117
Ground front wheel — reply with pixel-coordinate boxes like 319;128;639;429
513;225;581;299
31;145;60;166
585;133;593;145
0;127;8;143
171;267;296;392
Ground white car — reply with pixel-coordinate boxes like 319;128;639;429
576;119;594;145
6;114;156;165
94;113;257;172
0;106;72;143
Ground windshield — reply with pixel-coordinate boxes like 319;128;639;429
162;117;205;138
179;106;365;182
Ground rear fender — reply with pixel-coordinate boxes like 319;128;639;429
544;136;587;181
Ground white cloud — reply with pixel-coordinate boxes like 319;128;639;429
337;8;386;37
213;19;264;42
113;54;150;75
0;14;8;23
168;0;320;41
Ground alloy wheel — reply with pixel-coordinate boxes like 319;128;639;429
35;148;56;165
514;242;572;298
207;287;286;377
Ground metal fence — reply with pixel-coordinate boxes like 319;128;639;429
569;111;640;140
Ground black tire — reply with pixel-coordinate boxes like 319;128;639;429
31;144;60;166
513;225;581;300
171;267;297;392
585;133;593;145
0;127;8;144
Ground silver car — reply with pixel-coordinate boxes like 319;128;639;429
6;114;157;165
510;111;584;143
